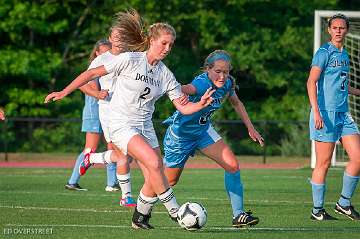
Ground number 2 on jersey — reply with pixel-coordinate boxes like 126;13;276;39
140;87;151;99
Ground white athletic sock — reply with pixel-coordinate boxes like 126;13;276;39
158;188;179;218
83;148;92;154
89;150;113;164
136;191;158;215
117;173;132;198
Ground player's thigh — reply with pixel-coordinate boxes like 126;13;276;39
201;139;239;172
314;141;335;168
127;134;161;170
341;134;360;162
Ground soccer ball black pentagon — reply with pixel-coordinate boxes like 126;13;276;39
177;202;207;231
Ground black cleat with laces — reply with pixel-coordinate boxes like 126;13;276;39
65;183;87;191
310;209;337;221
232;211;259;227
131;208;154;229
334;202;360;220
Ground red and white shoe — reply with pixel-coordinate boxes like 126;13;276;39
120;196;137;207
79;152;93;176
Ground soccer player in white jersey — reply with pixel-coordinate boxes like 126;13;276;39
307;13;360;221
45;10;215;229
78;29;136;207
65;39;120;192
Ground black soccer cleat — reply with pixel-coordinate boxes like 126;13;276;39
170;214;178;223
131;208;154;229
232;211;259;227
310;209;337;221
334;202;360;220
65;183;87;191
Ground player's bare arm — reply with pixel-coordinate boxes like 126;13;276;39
79;81;109;100
173;88;215;115
229;94;264;146
307;66;323;129
44;66;107;103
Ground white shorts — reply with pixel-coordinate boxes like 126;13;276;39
110;124;159;155
99;105;111;143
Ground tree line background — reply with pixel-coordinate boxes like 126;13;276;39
1;0;359;155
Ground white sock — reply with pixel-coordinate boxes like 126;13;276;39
136;191;158;215
83;148;92;154
158;188;179;218
89;150;113;164
103;150;113;164
117;173;132;198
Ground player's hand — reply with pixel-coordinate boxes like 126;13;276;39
314;110;324;129
44;91;68;103
178;94;189;105
0;109;5;121
199;88;215;107
248;127;264;146
97;90;109;100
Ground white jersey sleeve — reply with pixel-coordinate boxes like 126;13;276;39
159;63;183;101
88;54;103;70
103;52;131;75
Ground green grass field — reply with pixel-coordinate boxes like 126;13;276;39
0;167;359;238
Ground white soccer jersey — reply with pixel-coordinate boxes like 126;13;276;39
88;51;119;142
104;51;183;126
88;51;116;105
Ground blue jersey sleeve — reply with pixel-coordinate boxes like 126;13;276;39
311;48;329;70
191;75;212;96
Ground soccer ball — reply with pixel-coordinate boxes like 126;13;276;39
177;202;207;231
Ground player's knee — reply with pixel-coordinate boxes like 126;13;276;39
146;157;163;172
226;161;239;173
315;160;331;171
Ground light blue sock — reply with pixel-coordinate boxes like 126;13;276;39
68;152;84;185
225;170;244;217
311;181;326;214
106;162;117;186
338;171;360;207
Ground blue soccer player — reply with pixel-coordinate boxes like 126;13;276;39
160;50;264;227
307;13;360;221
65;39;119;192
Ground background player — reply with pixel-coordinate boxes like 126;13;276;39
307;13;360;221
79;28;136;206
65;39;119;192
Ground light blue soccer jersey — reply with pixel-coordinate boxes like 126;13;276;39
164;72;235;138
311;42;350;112
82;78;101;120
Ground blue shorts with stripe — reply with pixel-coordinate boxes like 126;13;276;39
163;125;221;168
81;118;103;133
309;110;359;142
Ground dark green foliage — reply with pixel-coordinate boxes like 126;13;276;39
1;0;357;153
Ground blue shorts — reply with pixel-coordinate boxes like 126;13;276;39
309;110;359;142
163;125;221;168
81;118;103;133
